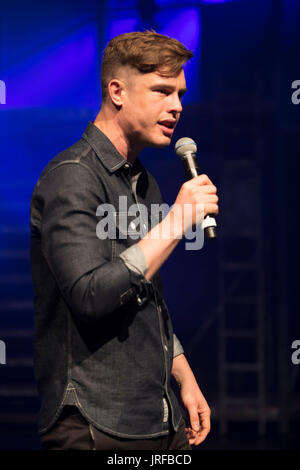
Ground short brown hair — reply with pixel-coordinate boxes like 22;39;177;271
101;31;193;101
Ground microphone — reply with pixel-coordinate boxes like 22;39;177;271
175;137;217;240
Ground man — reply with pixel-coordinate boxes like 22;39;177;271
30;31;218;450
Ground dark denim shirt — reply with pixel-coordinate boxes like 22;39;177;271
30;121;184;437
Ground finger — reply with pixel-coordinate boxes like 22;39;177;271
186;426;204;446
194;431;206;446
199;409;211;431
202;184;217;194
185;427;197;446
196;414;211;443
186;415;210;446
200;193;218;203
189;408;211;446
194;174;213;186
193;185;217;196
185;427;191;438
188;407;200;433
185;426;196;438
205;203;219;215
190;428;208;446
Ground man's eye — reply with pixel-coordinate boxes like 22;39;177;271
156;89;168;95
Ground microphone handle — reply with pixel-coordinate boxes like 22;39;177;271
181;154;217;240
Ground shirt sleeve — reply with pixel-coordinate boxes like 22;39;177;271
119;243;147;276
173;334;184;358
35;162;144;323
119;245;184;359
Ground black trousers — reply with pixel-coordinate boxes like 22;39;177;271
41;406;192;450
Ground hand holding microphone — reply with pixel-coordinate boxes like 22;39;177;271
138;137;218;280
174;137;218;240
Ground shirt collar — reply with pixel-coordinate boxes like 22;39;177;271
82;121;142;175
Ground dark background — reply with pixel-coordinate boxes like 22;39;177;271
0;0;299;450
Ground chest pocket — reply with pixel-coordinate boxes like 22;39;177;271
111;211;148;259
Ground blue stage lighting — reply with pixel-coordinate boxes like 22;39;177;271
155;0;236;4
202;0;236;3
156;8;201;102
2;24;98;109
107;18;139;40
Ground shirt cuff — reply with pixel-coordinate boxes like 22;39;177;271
119;244;147;277
173;334;184;358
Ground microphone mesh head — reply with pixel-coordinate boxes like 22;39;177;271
175;137;197;158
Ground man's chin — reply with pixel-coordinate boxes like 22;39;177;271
148;135;173;148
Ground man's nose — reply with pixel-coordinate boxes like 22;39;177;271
169;93;183;114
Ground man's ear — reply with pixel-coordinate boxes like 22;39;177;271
107;79;125;107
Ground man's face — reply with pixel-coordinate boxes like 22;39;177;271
119;68;187;149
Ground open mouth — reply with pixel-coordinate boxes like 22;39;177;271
158;121;176;135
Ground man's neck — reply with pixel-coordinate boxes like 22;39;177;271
94;108;141;164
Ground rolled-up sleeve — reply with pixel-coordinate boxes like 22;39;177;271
173;334;184;358
119;243;147;277
119;245;184;359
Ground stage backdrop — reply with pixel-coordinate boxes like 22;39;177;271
0;0;299;450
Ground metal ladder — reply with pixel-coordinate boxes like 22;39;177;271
214;85;267;435
217;158;266;435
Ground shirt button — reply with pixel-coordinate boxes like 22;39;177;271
124;163;130;169
130;221;135;229
143;223;147;230
164;344;168;352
